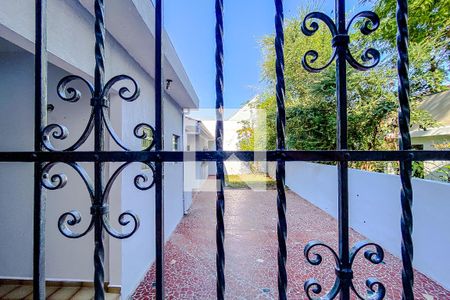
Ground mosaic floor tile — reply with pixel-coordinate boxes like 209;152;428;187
132;187;450;299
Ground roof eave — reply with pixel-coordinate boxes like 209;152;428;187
78;0;199;109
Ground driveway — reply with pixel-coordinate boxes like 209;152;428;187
132;184;450;299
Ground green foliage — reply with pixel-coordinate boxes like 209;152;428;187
412;161;425;179
225;174;276;189
365;0;450;47
365;0;450;96
433;165;450;182
237;1;447;174
236;120;255;151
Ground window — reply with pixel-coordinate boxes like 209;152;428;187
172;134;180;151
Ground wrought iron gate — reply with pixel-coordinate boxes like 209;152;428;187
0;0;449;299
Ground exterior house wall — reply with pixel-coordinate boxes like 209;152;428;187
119;94;184;297
0;52;106;283
284;161;450;290
0;52;39;280
163;95;184;238
412;135;450;181
184;117;213;210
0;1;196;298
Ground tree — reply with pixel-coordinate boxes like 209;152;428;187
365;0;450;96
236;120;255;151
237;2;446;172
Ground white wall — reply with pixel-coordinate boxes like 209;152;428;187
184;117;214;211
163;95;184;238
285;162;450;290
0;51;34;280
412;135;450;181
115;84;185;297
0;4;189;297
0;51;101;282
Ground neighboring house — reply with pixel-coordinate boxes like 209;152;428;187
0;1;198;298
202;96;265;175
183;116;214;209
411;90;450;181
225;97;259;174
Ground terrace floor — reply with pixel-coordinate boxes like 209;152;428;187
132;180;450;299
0;284;119;299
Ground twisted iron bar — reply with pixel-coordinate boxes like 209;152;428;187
41;1;155;298
274;0;287;299
303;241;385;300
215;0;225;298
34;1;47;298
301;11;380;72
396;0;414;299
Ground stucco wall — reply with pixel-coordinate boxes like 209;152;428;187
0;3;188;297
119;94;185;297
412;135;450;181
284;162;450;290
0;52;106;283
184;118;213;211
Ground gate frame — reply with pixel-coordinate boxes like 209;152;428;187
0;0;446;299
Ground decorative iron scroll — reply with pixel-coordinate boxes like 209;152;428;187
304;240;386;300
41;161;155;239
301;5;385;299
301;11;380;72
41;73;156;238
42;75;155;152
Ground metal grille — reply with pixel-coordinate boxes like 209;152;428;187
0;0;448;299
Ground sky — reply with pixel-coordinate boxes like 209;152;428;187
164;0;367;117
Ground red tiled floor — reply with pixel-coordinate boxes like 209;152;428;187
132;185;450;299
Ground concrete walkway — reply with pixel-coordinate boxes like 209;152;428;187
132;187;450;299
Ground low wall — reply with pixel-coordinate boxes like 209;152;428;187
285;162;450;290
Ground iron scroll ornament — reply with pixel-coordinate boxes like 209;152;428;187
42;75;156;152
301;11;380;73
301;8;386;300
41;161;155;239
304;240;386;300
41;74;156;241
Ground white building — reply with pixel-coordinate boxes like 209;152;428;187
0;1;198;297
411;90;450;180
206;96;267;175
183;116;214;208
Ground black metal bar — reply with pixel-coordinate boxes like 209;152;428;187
6;0;439;299
215;0;225;298
335;0;351;298
2;150;450;163
155;0;165;299
33;1;47;298
93;0;106;298
300;3;386;299
274;1;287;299
396;0;414;298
